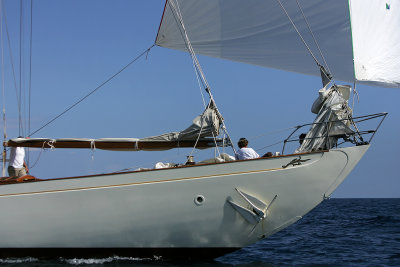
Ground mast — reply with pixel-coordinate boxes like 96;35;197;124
1;0;6;177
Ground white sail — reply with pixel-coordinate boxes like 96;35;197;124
349;0;400;86
156;0;400;87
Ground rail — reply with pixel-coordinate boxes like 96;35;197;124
281;112;388;155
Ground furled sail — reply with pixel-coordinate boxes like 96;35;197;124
5;101;224;151
296;85;354;153
156;0;400;87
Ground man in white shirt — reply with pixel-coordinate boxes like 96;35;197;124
8;146;28;178
235;138;259;160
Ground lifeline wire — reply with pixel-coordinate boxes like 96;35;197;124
29;44;155;137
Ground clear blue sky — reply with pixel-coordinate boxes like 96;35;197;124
1;1;399;198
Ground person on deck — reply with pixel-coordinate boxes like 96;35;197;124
8;145;29;178
235;138;259;160
294;133;307;154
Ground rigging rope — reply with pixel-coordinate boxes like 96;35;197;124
352;80;360;112
167;0;236;154
29;44;155;137
167;0;209;90
2;1;24;137
26;0;33;165
167;0;209;109
168;0;222;156
276;0;334;85
256;140;285;152
295;0;333;79
19;0;23;136
248;126;299;141
275;0;320;66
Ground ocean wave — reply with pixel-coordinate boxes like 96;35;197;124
364;215;399;223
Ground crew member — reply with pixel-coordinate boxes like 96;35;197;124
8;145;28;178
235;137;259;160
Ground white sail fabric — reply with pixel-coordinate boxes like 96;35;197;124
350;0;400;86
139;102;221;143
297;85;354;153
156;0;400;87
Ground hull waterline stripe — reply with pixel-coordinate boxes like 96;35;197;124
0;167;285;197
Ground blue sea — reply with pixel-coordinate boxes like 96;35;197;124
1;198;399;266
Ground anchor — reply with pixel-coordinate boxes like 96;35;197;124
228;188;277;225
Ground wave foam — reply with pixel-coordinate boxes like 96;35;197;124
61;255;161;265
0;257;38;264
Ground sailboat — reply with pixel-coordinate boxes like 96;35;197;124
0;0;397;260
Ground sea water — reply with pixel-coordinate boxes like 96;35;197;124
0;199;399;266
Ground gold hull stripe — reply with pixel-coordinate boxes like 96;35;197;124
0;167;284;198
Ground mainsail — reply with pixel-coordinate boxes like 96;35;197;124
5;100;224;151
156;0;400;87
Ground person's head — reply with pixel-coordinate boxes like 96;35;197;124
238;138;248;148
299;133;307;145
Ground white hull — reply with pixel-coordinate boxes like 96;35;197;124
0;145;369;258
